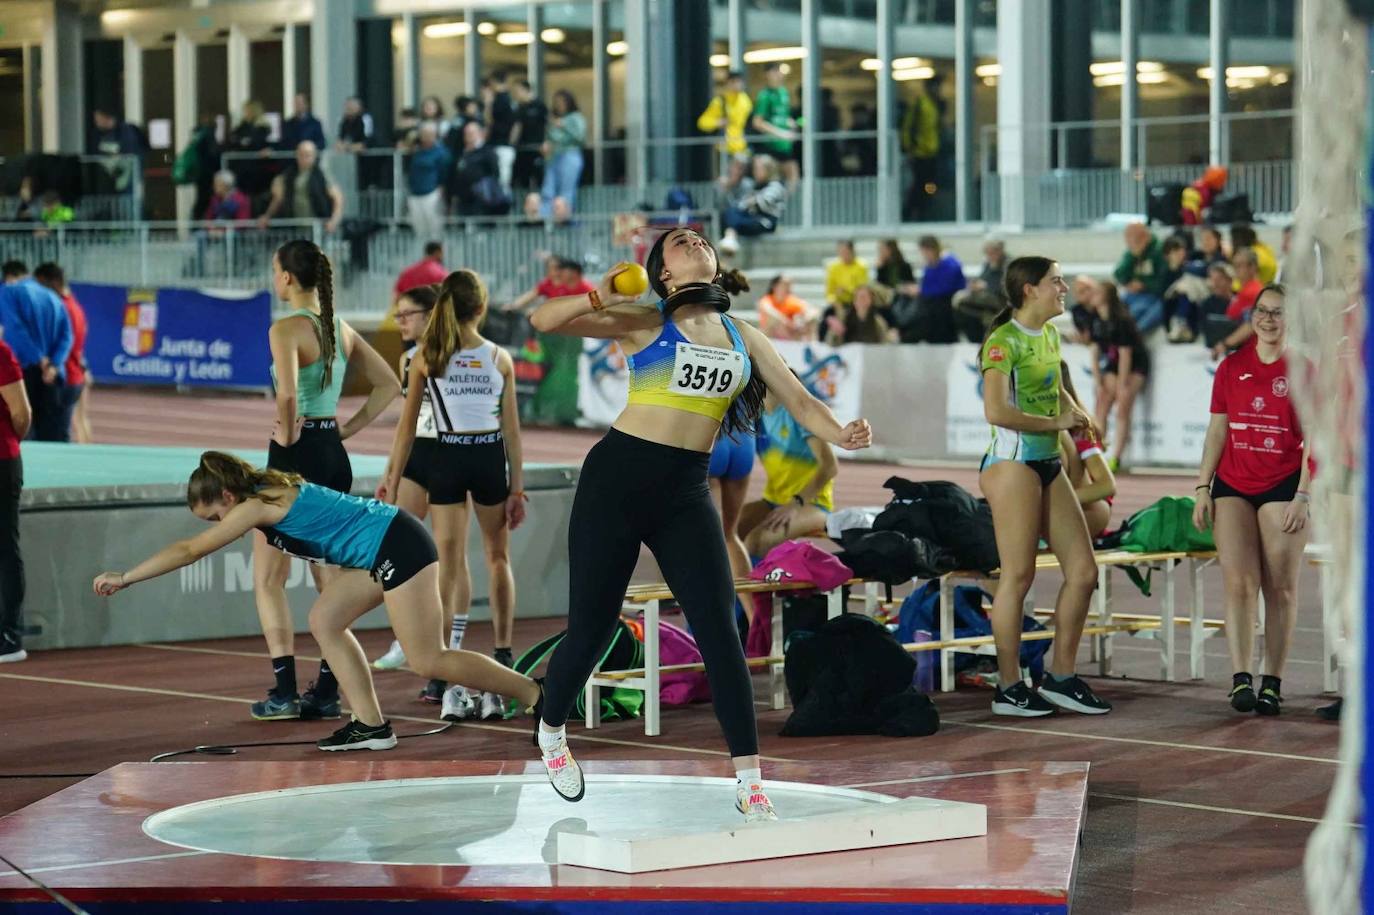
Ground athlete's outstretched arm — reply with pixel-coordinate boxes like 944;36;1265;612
737;321;871;451
529;266;660;338
381;353;428;503
339;322;401;440
93;499;281;595
497;348;527;530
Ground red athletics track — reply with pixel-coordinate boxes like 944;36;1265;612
1;389;1342;914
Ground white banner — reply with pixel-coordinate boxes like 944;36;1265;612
577;338;630;427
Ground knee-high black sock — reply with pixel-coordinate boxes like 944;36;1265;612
494;647;514;668
272;655;297;697
316;659;338;697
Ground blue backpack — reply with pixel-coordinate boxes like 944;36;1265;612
896;580;1050;678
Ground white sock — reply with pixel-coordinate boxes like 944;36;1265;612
736;766;762;787
449;615;468;651
538;722;566;754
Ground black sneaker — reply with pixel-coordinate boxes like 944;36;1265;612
317;718;398;752
1038;675;1113;715
1256;677;1282;717
1230;673;1256;712
300;682;341;720
250;690;301;721
1317;698;1343;721
418;678;446;703
992;681;1055;717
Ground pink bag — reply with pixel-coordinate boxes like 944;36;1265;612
746;540;854;657
638;615;713;706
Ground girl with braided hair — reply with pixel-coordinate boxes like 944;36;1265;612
249;239;400;723
527;227;871;819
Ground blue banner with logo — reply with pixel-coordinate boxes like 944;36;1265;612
74;282;272;389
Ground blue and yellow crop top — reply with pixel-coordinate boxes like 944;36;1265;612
624;305;752;422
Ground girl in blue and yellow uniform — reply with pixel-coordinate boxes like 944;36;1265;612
529;228;872;819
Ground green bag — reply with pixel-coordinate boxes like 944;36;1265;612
172;134;201;186
512;619;646;722
1114;496;1215;596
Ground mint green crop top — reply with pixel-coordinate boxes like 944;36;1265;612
271;309;348;417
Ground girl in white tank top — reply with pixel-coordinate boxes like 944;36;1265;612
427;340;505;434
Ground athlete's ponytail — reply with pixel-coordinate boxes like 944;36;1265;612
187;451;302;509
275;239;338;390
422;269;487;378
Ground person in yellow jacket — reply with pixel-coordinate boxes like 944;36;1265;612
822;240;871;340
698;71;754;179
901;80;941;220
1229;224;1277;286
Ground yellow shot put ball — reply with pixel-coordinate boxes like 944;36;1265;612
613;263;650;296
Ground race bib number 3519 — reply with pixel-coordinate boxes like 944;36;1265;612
670;342;745;398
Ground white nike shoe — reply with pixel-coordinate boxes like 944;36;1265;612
479;691;507;721
441;685;477;722
372;640;407;670
541;740;586;802
0;648;27;664
736;782;778;822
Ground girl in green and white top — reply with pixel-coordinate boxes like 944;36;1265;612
978;256;1111;720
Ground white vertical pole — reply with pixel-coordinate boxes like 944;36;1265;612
282;23;297;114
41;0;83;153
22;43;38;152
954;0;974;223
624;0;651;192
1121;0;1139;211
122;36;144;128
875;0;895;225
527;3;545;99
800;0;819;228
174;29;199;226
400;13;420;110
995;0;1052;228
465;7;482;97
227;25;252;124
1209;0;1229;165
727;0;746;72
592;0;609;186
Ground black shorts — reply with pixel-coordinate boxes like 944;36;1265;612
1212;469;1301;509
753;142;794;163
429;430;510;506
981;454;1063;488
370;510;439;591
267;419;353;494
402;437;437;489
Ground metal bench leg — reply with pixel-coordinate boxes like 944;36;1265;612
1162;561;1176;682
864;580;879;615
644;598;661;736
585;655;601;731
1190;558;1205;680
770;591;786;710
827;587;844;620
939;575;955;692
1094;564;1110;676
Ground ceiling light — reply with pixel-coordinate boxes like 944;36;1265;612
1197;65;1272;80
496;31;534;46
606;40;628;56
423;21;470;38
540;28;565;44
975;63;1001;77
893;66;935;81
981;76;997;86
742;46;807;63
476;21;497;36
1271;72;1290;85
1089;60;1164;76
861;56;928;72
709;53;730;68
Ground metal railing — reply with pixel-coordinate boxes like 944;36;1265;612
0;154;145;224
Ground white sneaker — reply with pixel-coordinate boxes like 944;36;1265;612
372;640;407;670
736;782;778;822
0;649;27;664
480;691;507;721
718;230;740;255
441;685;477;722
540;740;586;802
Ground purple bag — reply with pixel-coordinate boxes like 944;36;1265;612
746;540;855;657
639;615;712;706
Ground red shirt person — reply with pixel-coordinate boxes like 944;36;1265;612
392;241;447;306
0;337;31;661
1208;340;1304;495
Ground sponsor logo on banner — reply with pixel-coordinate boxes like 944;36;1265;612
771;341;863;428
577;339;630;427
178;553;317;595
121;291;157;356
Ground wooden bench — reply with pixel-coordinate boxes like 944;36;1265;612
584;577;883;736
935;550;1220;692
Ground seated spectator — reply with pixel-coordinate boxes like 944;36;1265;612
1230;224;1277;285
1212;248;1264;358
1161;235;1209;343
718;155;787;254
1198;261;1238;348
257;141;343;232
451;121;510;218
873;238;916;328
757;275;817;341
1089;284;1150;472
824;239;868;311
906;234;965;343
1197;224;1228;265
1113;222;1168;334
953;238;1009;340
524;89;585;223
1180;165;1228;225
406;123;453;243
1059;362;1116;536
737;378;837;558
824;285;894;345
202;170;250;223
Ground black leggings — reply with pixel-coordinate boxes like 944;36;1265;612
541;428;759;758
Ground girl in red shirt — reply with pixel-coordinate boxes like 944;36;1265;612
1193;284;1311;716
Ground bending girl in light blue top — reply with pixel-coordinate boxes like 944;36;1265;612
92;451;540;752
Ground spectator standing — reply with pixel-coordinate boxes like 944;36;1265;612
257;141;344;233
504;258;593;425
0;261;72;442
911;234;966;343
451;121;510;218
181;114;222;223
954;238;1010;339
901;80;940;221
392;107;421;150
1088;284;1150;471
697;71;753;182
336;96;377;189
757;275;817;341
393;241;448;309
510;79;549;194
87;107;145;210
483;71;518;194
202;170;251;222
526;90;585;223
1230;224;1277;285
1112;223;1168;334
718;155;787;255
279;93;327;152
33;263;90;444
1193;285;1309;716
751;63;799;189
0;333;29;664
407;124;453;244
417;96;451;141
824;239;869;314
226;100;274;198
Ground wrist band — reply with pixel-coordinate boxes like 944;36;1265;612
1294;491;1311;503
1194;484;1210;492
588;289;605;311
511;490;529;501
